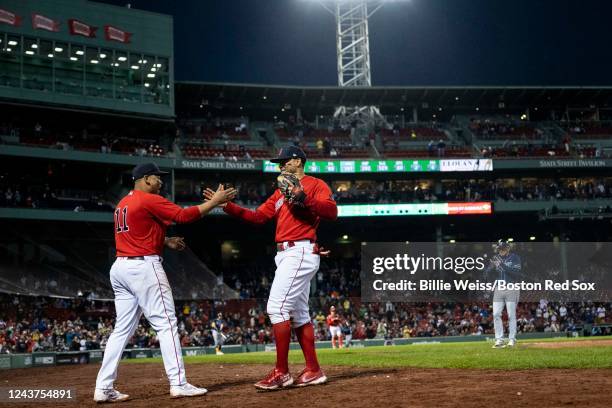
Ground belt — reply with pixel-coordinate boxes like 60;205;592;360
276;240;319;253
117;256;154;260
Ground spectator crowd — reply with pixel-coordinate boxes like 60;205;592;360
173;178;612;207
1;288;609;354
0;183;113;212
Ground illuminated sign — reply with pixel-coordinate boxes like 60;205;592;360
439;159;493;172
337;202;493;217
263;159;492;173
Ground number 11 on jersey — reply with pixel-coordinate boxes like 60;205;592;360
115;206;129;233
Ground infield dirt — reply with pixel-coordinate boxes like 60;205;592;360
1;362;610;408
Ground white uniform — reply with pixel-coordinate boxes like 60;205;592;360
267;240;320;327
96;256;185;389
493;289;520;342
329;325;342;338
212;330;225;347
212;318;226;348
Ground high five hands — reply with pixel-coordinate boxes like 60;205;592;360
203;183;331;258
204;184;236;208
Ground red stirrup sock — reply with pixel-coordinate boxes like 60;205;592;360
273;321;291;373
295;322;320;372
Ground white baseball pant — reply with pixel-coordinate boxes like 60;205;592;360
95;256;186;389
267;241;320;327
493;289;520;341
213;330;225;347
329;326;342;339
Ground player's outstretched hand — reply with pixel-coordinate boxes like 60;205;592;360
165;236;186;251
318;246;331;257
204;184;236;207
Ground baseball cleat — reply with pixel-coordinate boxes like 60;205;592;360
294;368;328;387
492;340;506;349
507;339;516;347
254;368;294;390
170;383;208;398
93;388;130;403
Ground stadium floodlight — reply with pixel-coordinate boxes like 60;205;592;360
310;0;410;132
313;0;410;87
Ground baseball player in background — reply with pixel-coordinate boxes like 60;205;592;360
205;145;337;390
211;312;226;355
488;239;522;348
326;306;343;349
341;318;353;348
93;163;236;403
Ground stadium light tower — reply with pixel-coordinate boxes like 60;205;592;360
316;0;408;132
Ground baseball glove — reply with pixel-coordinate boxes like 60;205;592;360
277;172;306;206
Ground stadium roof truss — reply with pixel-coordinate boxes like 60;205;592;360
317;0;397;131
176;83;612;114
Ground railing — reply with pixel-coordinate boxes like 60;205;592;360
0;331;573;370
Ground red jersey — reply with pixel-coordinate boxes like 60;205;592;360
326;314;340;327
223;175;337;242
114;190;201;256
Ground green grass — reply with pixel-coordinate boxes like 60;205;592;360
128;336;612;370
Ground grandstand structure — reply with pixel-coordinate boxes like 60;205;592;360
0;0;173;118
3;79;612;299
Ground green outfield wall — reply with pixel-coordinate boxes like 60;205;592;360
0;332;572;370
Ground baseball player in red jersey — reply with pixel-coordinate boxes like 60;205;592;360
326;306;343;349
205;145;337;390
93;163;235;403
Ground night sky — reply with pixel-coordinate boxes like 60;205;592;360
97;0;612;86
